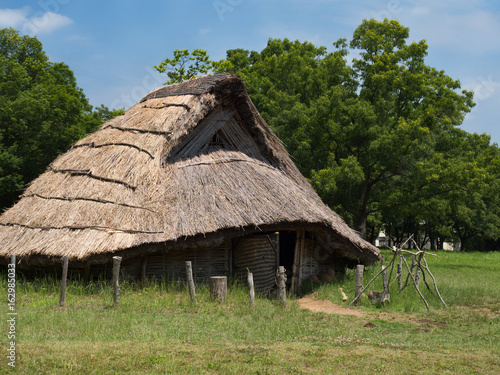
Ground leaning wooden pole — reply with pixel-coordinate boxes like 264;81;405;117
60;255;69;307
112;256;122;304
422;257;448;308
401;255;429;312
277;266;287;308
185;261;197;305
247;271;255;307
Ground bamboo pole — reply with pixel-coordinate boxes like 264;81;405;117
247;271;255;307
185;261;197;304
277;266;287;308
60;256;69;307
112;256;122;304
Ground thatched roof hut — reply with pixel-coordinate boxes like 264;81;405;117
0;73;379;291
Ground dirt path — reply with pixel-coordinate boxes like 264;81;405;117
298;296;365;317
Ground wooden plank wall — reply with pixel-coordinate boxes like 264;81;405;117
121;243;230;282
233;234;277;294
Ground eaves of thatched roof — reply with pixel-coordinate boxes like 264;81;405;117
0;73;380;265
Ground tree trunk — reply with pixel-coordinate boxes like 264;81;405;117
357;213;368;240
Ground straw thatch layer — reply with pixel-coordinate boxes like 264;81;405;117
0;74;379;265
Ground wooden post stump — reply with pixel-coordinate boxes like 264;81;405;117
247;271;255;307
354;265;364;305
277;266;287;308
185;261;197;304
210;276;227;303
60;256;69;307
112;256;122;304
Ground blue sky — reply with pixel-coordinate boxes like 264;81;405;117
1;0;500;144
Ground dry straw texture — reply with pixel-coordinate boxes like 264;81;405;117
0;74;379;265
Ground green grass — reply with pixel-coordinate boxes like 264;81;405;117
1;251;499;374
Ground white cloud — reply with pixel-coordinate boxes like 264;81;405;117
0;7;73;35
398;2;500;53
23;12;73;35
0;7;30;28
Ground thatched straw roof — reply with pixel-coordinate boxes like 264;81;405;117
0;73;379;265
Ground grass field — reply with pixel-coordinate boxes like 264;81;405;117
1;250;499;374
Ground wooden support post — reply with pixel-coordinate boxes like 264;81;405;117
185;261;197;304
210;276;227;303
277;266;287;308
247;271;255;307
354;265;364;305
60;256;69;307
112;256;122;304
141;256;148;289
398;255;403;291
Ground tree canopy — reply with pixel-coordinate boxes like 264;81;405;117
0;28;121;210
156;19;499;251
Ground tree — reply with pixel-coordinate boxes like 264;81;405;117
154;49;230;85
0;28;117;210
223;20;474;240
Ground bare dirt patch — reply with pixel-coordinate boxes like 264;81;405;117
298;296;365;317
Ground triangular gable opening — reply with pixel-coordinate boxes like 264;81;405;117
168;106;266;163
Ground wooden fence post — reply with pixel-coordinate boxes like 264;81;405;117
60;255;69;307
210;276;227;303
112;256;122;304
185;261;197;304
354;265;364;305
277;266;287;308
247;271;255;307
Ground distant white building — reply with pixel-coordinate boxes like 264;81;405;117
375;232;460;251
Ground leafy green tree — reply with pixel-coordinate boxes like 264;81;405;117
223;20;474;240
154;49;230;85
0;28;117;210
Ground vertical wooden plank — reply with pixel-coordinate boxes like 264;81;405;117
112;256;122;304
247;271;255;307
60;256;69;307
354;265;364;305
277;266;287;308
185;261;197;304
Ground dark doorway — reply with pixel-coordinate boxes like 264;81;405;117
279;231;296;271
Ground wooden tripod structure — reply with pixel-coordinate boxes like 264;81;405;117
349;235;447;311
